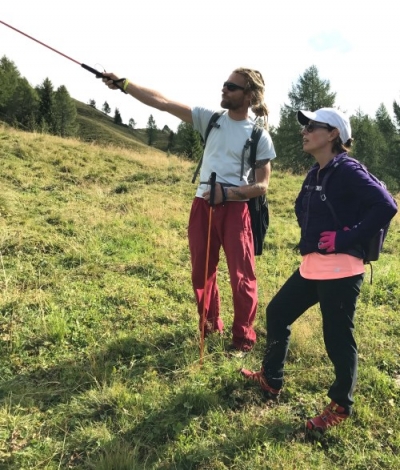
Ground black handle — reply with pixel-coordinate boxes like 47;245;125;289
209;172;217;207
81;64;126;93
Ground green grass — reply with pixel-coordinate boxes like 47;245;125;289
74;100;171;152
0;124;399;469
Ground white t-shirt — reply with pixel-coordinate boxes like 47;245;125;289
192;107;277;198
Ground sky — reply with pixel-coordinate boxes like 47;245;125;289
1;1;399;132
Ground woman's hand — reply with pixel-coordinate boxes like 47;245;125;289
319;227;350;252
318;231;336;252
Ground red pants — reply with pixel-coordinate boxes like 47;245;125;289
188;197;257;347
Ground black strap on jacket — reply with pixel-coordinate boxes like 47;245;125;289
191;111;224;183
192;112;263;184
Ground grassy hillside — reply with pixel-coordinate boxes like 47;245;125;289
0;125;399;469
74;100;171;152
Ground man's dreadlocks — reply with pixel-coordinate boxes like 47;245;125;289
234;67;269;128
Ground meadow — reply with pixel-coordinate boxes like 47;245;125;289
0;124;399;469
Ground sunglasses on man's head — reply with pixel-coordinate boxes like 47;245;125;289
303;122;334;133
223;81;245;92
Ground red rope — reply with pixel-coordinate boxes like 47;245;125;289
0;20;81;65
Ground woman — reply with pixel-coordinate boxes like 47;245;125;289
241;108;397;433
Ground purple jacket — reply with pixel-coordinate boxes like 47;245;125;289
295;153;398;256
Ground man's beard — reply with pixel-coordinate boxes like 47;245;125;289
220;98;239;110
220;99;229;109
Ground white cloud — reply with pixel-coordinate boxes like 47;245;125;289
309;31;352;53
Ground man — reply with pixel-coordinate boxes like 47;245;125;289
103;68;276;352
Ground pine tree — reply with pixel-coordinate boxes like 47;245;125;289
391;101;400;187
146;114;157;145
351;109;387;177
114;108;123;125
7;77;39;130
287;65;336;112
53;85;78;137
36;78;55;132
0;56;20;113
349;108;400;190
167;130;175;152
378;103;400;188
102;101;111;114
0;56;38;128
274;65;336;173
375;103;396;138
174;122;203;160
393;100;400;130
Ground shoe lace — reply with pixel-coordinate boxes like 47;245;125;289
320;404;346;426
253;372;279;395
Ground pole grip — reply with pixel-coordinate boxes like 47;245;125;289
81;63;105;78
81;64;126;93
209;172;217;207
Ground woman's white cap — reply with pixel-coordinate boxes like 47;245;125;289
297;108;351;143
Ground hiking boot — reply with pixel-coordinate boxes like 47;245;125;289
240;367;281;399
202;320;223;338
231;339;254;352
306;401;349;433
226;344;249;359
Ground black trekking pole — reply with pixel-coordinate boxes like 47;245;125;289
0;19;126;92
199;172;216;366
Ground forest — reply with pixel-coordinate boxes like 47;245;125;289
1;57;400;190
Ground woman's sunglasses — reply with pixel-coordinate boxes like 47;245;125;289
303;123;334;133
223;81;245;92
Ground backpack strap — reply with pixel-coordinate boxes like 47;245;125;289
242;124;263;181
191;111;224;184
318;158;347;228
246;125;266;215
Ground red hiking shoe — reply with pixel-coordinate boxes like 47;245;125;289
229;339;254;353
240;367;281;399
307;401;349;433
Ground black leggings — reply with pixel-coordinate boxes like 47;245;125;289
263;269;364;413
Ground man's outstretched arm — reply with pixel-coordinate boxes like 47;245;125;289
103;72;193;124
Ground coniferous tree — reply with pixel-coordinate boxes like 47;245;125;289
53;85;78;137
349;108;400;190
7;77;39;130
287;65;336;112
174;121;203;160
102;101;111;114
114;108;123;125
393;100;400;130
146;114;157;145
0;56;20;114
36;78;55;132
351;109;387;177
375;104;399;180
0;56;38;130
167;130;175;152
391;101;400;187
375;104;396;139
274;65;336;173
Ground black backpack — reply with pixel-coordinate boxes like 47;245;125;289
191;111;269;255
